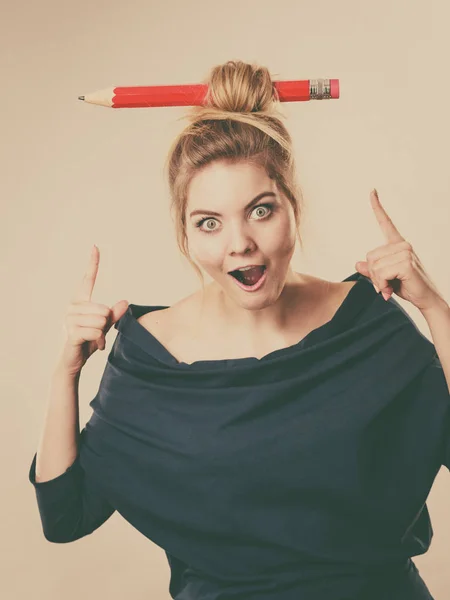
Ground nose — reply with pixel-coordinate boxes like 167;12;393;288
227;223;257;256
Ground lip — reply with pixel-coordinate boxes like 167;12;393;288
228;265;268;292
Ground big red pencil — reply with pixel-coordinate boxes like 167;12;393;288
78;78;339;108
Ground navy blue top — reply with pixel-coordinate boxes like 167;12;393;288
28;272;449;599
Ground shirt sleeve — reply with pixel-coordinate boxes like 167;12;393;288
430;354;450;472
28;427;116;543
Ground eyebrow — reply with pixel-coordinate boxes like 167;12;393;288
189;191;277;218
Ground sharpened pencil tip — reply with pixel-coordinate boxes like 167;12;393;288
78;96;85;101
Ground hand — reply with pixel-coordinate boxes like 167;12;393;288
59;245;129;375
355;189;446;312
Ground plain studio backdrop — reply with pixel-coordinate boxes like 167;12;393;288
2;1;449;598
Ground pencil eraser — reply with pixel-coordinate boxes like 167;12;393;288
330;79;339;99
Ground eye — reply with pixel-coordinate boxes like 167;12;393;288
194;203;275;234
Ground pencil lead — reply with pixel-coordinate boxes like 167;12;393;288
78;96;85;101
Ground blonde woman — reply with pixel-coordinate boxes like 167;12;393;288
29;60;449;599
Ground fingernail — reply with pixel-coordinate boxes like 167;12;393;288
382;291;391;301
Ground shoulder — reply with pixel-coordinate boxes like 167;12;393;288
300;274;357;305
136;290;200;343
335;278;359;301
297;275;358;324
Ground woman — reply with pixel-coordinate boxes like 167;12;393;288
29;60;450;599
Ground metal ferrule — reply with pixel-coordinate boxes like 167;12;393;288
309;79;332;100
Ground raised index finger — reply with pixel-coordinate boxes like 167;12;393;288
370;189;404;244
73;245;99;303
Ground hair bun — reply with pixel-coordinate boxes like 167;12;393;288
204;60;277;113
184;60;281;126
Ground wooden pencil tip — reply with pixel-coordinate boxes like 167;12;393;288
78;96;85;101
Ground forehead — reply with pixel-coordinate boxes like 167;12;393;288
187;161;277;206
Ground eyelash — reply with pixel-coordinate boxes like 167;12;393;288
194;203;275;234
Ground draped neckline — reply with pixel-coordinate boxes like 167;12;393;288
115;271;375;370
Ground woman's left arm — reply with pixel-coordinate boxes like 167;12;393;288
421;301;450;394
355;188;450;394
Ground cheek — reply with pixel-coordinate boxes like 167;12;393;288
262;217;296;253
189;238;224;268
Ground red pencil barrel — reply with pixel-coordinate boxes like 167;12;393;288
79;79;339;108
113;84;209;107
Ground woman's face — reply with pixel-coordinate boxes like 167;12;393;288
185;160;299;307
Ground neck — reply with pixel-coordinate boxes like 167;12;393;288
202;268;315;336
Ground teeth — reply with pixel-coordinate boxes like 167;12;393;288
238;265;262;271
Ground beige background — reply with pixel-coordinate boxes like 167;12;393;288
3;0;449;598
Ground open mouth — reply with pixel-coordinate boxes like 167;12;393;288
228;265;267;291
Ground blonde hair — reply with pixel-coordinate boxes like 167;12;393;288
163;59;305;289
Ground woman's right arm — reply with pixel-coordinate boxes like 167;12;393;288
34;362;82;486
28;245;129;543
28;360;116;543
